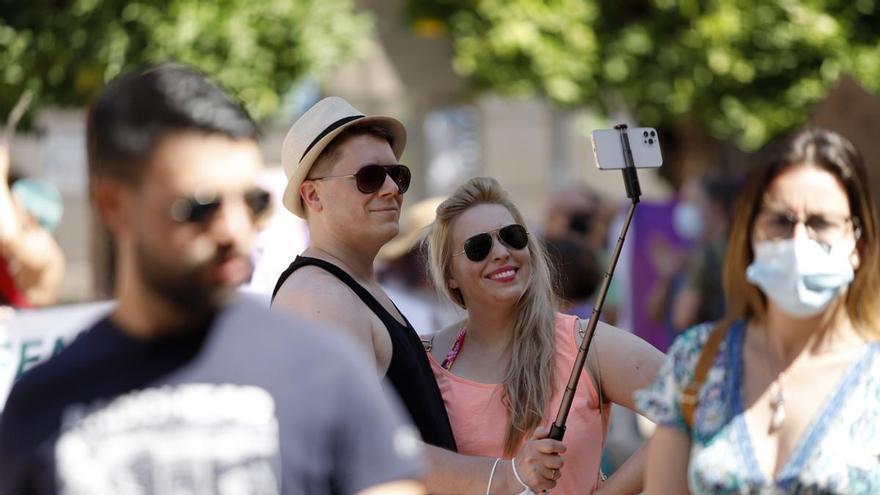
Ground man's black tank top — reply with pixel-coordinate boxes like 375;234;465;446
272;256;457;451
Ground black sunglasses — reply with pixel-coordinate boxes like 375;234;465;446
169;188;272;224
453;224;529;262
309;164;411;194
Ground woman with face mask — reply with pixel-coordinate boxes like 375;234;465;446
637;127;880;494
424;177;664;494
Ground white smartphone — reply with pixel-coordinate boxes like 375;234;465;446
591;127;663;169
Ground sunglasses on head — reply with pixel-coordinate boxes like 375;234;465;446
309;164;411;195
453;224;529;262
169;188;272;224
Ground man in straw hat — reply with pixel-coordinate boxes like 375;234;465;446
1;66;424;495
272;97;565;493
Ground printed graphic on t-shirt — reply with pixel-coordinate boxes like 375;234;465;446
54;384;281;495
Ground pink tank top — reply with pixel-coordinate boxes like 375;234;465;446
428;313;608;494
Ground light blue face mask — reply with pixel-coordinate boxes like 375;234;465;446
673;202;704;241
11;178;63;233
746;237;855;318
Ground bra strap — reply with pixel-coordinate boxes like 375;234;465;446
441;327;467;370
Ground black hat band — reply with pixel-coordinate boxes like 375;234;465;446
300;114;365;162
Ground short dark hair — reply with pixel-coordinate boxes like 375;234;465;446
309;123;395;178
545;235;602;302
86;63;258;184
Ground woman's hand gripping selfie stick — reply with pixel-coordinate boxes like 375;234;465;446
549;124;642;443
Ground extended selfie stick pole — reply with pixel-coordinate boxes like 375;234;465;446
549;124;641;441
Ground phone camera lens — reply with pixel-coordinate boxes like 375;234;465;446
648;138;654;145
643;131;649;137
650;130;656;137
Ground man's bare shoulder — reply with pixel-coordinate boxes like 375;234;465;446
273;266;364;326
276;265;350;295
271;264;391;371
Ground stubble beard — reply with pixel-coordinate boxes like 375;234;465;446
135;241;234;316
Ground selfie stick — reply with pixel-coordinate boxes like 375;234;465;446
548;124;642;442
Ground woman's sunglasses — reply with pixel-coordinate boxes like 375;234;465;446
453;224;529;262
170;188;272;224
309;164;411;195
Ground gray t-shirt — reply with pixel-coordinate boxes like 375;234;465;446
0;298;423;494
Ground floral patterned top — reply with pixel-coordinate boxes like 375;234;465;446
635;320;880;494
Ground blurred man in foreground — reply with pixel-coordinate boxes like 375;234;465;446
0;64;423;495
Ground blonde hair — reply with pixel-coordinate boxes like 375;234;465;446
426;177;558;455
723;127;880;338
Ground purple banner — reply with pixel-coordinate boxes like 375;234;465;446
626;200;692;353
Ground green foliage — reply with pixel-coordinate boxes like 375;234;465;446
408;0;880;149
0;0;373;121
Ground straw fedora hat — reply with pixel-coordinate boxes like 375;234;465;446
281;96;407;218
378;196;446;261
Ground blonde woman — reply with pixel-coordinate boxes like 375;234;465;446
425;177;663;494
637;128;880;493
